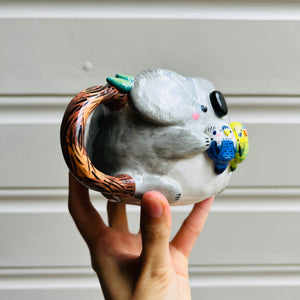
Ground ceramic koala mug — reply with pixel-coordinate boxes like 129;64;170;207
60;68;249;205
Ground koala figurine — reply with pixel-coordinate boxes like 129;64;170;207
61;68;246;205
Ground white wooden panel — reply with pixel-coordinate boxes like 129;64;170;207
191;287;300;300
0;290;103;300
2;1;300;20
229;123;300;187
0;124;68;188
0;267;99;292
1;188;299;267
228;97;300;124
1;265;300;300
1;18;300;95
1;209;298;266
1;285;300;300
1;2;300;298
1;122;299;188
0;97;68;124
2;96;300;124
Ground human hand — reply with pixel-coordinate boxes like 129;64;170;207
68;173;214;300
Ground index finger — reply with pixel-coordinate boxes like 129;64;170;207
171;196;214;258
68;173;106;244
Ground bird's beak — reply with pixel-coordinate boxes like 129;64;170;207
224;129;231;136
243;129;248;137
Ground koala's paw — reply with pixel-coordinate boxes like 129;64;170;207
175;193;182;201
192;132;211;152
134;174;182;204
204;135;211;149
159;179;182;204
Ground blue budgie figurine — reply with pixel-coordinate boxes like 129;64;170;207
205;121;236;174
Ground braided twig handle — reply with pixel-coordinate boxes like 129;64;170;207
60;85;137;203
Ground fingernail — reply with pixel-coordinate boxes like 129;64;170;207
142;195;163;218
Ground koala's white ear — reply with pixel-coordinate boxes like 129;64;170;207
129;69;194;125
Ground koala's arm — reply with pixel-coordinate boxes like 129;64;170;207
152;126;210;159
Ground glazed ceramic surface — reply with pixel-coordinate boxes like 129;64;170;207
60;68;249;205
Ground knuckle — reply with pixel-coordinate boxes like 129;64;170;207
142;226;169;242
137;264;172;291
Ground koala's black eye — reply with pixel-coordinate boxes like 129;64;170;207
210;91;228;118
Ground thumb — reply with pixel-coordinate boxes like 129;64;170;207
140;191;172;268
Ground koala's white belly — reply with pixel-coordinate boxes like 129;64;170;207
166;153;232;205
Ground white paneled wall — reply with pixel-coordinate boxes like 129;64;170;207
1;1;300;299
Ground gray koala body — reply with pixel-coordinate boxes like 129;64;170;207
86;69;232;205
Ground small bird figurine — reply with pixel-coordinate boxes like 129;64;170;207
205;121;236;174
229;122;249;171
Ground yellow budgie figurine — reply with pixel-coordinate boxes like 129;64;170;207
229;122;249;171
